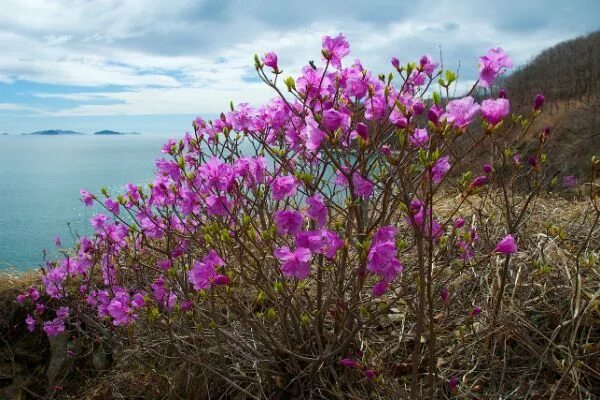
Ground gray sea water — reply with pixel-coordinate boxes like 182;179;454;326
0;134;173;270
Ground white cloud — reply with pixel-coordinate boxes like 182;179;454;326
0;0;597;118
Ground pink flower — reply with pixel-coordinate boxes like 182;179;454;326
262;52;278;70
132;293;146;308
90;214;109;231
296;230;342;259
26;315;36;332
494;234;517;254
80;190;94;206
322;33;350;69
274;246;312;279
180;299;194;312
470;306;482;317
478;47;513;88
409;128;429;148
274;210;304;236
428;104;444;125
188;250;226;291
54;236;62;247
355;122;369;141
372;281;389;297
352;172;374;198
270;175;298;201
303;116;326;152
481;98;510;126
446;97;480;130
322;108;350;132
391;57;400;69
104;198;120;215
108;299;132;326
483;163;494;174
431;156;451;184
43;319;65;337
419;55;438;75
306;194;327;228
367;226;403;282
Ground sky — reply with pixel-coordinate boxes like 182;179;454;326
0;0;598;135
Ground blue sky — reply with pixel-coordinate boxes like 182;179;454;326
0;0;598;135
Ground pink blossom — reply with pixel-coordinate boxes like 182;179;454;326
306;194;327;228
322;33;350;69
104;198;120;215
43;319;65;337
26;315;36;332
262;52;278;70
372;281;389;297
478;47;513;88
270;175;298;201
494;234;517;254
188;250;226;291
431;156;451;184
481;98;510;126
274;246;312;279
274;210;304;235
296;229;342;259
428;104;444;125
445;97;480;130
352;172;374;198
322;108;350;132
409;128;429;148
80;190;94;206
419;55;438;75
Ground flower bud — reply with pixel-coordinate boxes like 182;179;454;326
533;94;544;111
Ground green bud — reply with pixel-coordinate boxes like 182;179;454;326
266;307;277;321
284;76;296;91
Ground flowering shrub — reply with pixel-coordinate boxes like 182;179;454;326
18;33;598;398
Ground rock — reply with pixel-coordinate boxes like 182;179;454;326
92;344;112;371
46;332;68;386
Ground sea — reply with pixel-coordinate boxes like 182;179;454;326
0;134;174;270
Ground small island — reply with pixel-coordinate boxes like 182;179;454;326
94;130;142;136
24;130;85;136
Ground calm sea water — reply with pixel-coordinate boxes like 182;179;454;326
0;134;173;270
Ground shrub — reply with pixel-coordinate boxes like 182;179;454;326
17;34;600;398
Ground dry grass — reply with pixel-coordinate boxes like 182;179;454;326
1;193;599;399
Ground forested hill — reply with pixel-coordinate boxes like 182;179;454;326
504;31;600;108
499;31;599;180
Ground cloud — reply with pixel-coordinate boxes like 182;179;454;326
0;0;598;120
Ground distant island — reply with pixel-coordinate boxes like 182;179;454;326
19;129;143;136
94;130;142;135
24;130;85;136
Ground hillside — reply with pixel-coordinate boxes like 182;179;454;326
502;31;600;179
